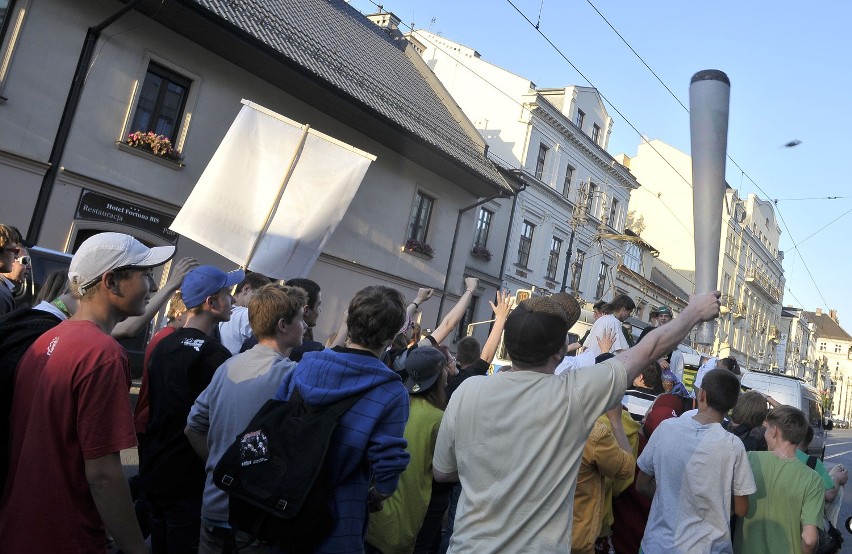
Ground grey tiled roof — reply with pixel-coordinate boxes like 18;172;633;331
649;267;689;302
188;0;507;189
804;311;852;342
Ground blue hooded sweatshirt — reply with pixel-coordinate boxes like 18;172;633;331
274;346;410;554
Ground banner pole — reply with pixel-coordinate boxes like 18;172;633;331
243;124;310;270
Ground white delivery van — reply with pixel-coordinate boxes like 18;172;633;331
739;370;833;459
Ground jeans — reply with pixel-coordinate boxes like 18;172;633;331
199;523;272;554
147;494;202;554
438;484;462;554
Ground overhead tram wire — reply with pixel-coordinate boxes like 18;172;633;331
512;0;829;308
358;0;699;288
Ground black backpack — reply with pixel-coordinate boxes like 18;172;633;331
806;455;844;554
213;388;364;552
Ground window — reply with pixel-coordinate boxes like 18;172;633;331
575;109;585;130
820;342;826;351
407;191;434;243
534;143;548;181
0;0;15;45
546;237;562;281
595;262;608;299
608;198;620;229
836;344;842;354
592;123;601;144
563;165;574;196
571;249;585;291
624;242;641;273
586;182;599;216
473;208;493;248
130;62;192;143
517;220;535;268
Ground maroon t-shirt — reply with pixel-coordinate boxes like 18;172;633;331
0;320;137;552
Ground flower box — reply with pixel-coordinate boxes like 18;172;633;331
470;245;492;262
403;238;434;258
124;131;184;163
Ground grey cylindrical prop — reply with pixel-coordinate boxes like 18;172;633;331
690;70;729;345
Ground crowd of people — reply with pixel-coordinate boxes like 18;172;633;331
0;225;847;553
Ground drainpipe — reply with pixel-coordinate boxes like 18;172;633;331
26;0;146;244
435;187;517;328
497;173;527;288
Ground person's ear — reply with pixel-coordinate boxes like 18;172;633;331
101;271;120;294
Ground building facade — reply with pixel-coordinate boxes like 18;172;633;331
0;0;512;344
621;139;785;369
411;30;640;309
805;309;852;418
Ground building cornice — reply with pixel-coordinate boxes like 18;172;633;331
527;102;639;191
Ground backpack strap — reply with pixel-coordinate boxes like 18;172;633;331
293;387;366;420
807;455;818;470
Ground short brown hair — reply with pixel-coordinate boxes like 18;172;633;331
455;336;481;366
346;285;406;350
249;284;308;340
0;224;22;249
765;405;810;446
700;369;741;414
731;390;768;428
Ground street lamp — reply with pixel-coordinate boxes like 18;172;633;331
560;180;594;293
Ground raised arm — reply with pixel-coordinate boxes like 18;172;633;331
616;292;720;385
329;310;348;348
430;278;478;345
112;257;198;339
406;288;433;322
480;290;513;364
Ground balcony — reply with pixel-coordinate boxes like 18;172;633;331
745;268;782;303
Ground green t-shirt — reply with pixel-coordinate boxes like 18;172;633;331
795;449;835;490
366;397;444;554
734;451;824;554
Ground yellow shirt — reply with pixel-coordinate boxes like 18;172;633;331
571;418;635;553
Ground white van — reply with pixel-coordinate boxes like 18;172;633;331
739;370;832;459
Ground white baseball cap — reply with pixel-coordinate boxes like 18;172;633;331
69;232;175;292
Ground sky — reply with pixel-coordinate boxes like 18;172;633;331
350;0;852;323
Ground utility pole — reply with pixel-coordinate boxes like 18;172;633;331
560;179;590;293
846;377;852;422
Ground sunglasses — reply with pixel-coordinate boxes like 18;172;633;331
16;256;30;266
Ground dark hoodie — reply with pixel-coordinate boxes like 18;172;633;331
0;306;63;494
274;346;410;554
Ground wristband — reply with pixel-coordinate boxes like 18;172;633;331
413;301;420;309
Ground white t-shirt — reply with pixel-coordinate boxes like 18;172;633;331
584;314;630;357
433;358;628;553
218;306;252;355
637;415;756;553
554;349;599;375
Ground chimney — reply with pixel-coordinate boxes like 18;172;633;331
830;309;838;323
816;308;822;316
365;11;401;32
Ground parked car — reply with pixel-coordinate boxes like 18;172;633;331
740;370;833;459
12;245;73;307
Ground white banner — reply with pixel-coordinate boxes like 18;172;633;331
171;101;375;279
776;333;788;372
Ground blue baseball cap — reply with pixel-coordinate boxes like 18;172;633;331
181;265;245;308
